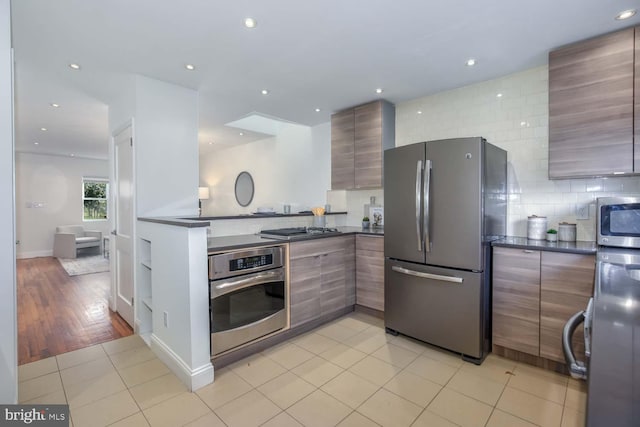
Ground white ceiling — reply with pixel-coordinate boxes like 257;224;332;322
10;0;640;159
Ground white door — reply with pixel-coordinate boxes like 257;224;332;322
113;126;134;327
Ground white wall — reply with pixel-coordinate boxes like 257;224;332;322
135;76;199;217
15;153;110;258
395;66;640;241
0;0;17;403
108;75;200;218
200;122;331;216
137;221;213;390
329;189;384;227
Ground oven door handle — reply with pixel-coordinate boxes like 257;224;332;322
211;269;285;298
562;310;587;380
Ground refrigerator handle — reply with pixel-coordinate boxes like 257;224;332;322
423;160;432;252
391;266;463;283
415;160;423;252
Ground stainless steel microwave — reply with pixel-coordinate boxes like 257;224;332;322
597;196;640;248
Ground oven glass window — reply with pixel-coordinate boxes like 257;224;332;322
212;281;285;333
602;204;640;236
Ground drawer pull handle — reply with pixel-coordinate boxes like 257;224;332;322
523;250;535;254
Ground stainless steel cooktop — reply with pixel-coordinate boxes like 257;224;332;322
259;227;341;240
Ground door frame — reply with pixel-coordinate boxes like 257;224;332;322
109;119;137;330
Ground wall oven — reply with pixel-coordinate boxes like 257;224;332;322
597;196;640;248
209;245;288;356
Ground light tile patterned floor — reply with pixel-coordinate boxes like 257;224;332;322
18;312;587;427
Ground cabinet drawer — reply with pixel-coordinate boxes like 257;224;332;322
356;235;383;252
290;237;346;259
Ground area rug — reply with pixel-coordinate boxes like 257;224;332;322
58;255;110;276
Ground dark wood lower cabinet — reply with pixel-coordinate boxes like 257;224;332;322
540;252;594;363
289;236;354;328
492;247;541;356
355;235;384;311
492;246;595;370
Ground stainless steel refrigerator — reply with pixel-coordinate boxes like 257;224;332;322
384;137;506;364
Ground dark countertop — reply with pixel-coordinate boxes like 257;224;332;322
338;226;385;236
208;227;384;252
587;247;640;426
138;217;210;228
139;211;348;228
492;236;597;255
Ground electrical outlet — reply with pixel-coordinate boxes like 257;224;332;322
163;311;168;327
576;204;589;220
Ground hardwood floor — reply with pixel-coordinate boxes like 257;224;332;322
17;256;132;365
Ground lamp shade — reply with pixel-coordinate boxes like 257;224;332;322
198;187;210;200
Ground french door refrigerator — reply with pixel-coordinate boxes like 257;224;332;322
384;137;506;364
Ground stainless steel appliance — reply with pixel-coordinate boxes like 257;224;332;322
209;245;288;356
260;227;341;240
576;248;639;426
384;137;507;364
564;197;640;426
597;196;640;248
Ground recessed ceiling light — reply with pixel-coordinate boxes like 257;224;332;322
185;64;195;71
261;89;269;95
520;121;530;127
70;153;75;157
466;58;476;67
417;110;423;115
496;93;503;98
40;127;47;131
315;108;321;112
50;103;60;108
244;17;257;28
68;63;81;70
375;88;383;94
615;9;636;20
239;132;244;136
34;142;39;145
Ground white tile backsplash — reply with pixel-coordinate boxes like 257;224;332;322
395;65;640;241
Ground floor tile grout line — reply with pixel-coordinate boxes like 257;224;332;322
482;375;510;427
29;313;577;427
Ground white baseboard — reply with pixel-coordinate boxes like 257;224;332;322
16;249;53;259
150;334;214;392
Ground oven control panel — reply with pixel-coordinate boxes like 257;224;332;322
209;245;284;280
229;254;273;272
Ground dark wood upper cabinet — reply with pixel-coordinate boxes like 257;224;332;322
331;100;395;190
331;109;356;190
548;27;635;179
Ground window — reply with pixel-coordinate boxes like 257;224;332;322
83;178;108;221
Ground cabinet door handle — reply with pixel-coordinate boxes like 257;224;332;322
523;250;535;254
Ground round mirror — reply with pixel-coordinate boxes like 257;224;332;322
234;171;254;207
